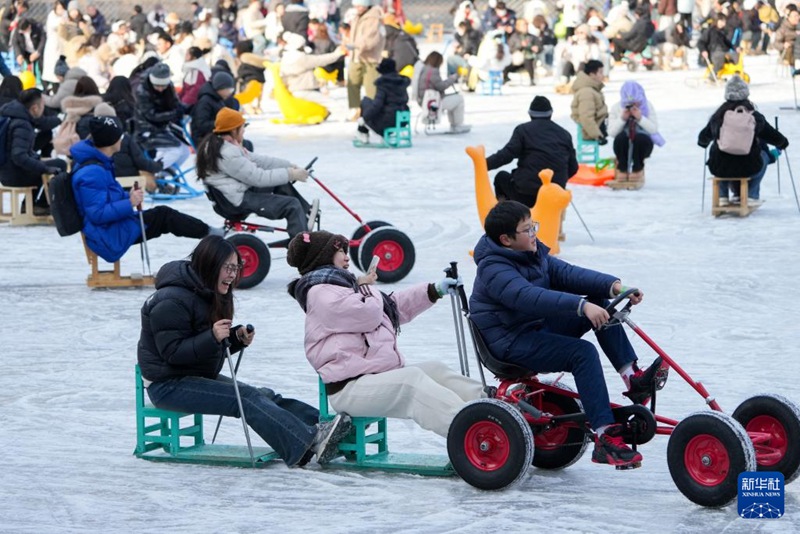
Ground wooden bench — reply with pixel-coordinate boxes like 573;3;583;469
710;177;758;217
82;233;154;288
0;185;51;226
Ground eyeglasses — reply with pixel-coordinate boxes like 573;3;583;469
516;222;540;237
223;262;243;275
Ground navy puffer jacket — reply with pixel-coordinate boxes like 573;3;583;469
0;100;50;184
361;72;410;135
469;235;617;358
138;260;246;383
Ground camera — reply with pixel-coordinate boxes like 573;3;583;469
625;104;634;110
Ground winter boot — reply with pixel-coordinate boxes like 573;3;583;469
314;414;353;464
592;424;643;468
623;356;668;404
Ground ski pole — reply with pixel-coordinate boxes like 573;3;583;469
224;338;256;467
701;146;708;212
445;262;469;378
703;54;718;84
212;324;254;444
133;181;151;276
775;117;782;195
627;117;635;177
781;148;800;214
569;200;595;242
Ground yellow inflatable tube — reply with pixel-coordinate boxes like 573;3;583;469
265;61;330;125
234;80;264;106
403;20;423;35
314;67;339;84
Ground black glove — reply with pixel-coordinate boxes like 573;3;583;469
598;136;608;146
600;120;608;138
45;166;62;175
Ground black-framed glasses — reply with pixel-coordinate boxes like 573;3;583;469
516;222;540;237
223;262;243;275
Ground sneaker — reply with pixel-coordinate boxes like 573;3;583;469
747;197;764;207
314;414;353;464
450;124;472;134
307;198;320;231
731;196;741;205
623;356;666;405
718;198;730;207
592;424;643;467
355;128;369;144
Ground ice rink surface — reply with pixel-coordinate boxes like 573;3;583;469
1;52;800;533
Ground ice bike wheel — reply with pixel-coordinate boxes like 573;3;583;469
226;233;270;289
530;382;591;470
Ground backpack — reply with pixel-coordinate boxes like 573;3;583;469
717;106;756;156
0;116;10;167
48;160;101;237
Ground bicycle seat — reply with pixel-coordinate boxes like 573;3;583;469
467;318;535;380
205;186;254;222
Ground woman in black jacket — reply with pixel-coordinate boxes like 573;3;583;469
103;76;136;132
698;75;788;206
357;58;410;142
138;236;352;466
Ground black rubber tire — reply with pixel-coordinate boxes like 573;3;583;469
358;226;416;283
448;399;534;490
667;411;756;507
613;404;657;445
732;394;800;483
226;233;270;289
531;382;590;470
350;220;391;271
627;61;637;72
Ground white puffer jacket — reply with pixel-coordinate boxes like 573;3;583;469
204;141;293;206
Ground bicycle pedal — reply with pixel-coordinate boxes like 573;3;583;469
654;366;669;391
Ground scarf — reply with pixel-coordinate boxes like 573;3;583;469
288;266;401;334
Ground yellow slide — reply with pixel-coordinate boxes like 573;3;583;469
234;80;264;106
265;62;330;125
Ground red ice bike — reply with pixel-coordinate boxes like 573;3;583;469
444;264;800;507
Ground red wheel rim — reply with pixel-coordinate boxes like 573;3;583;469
463;421;511;472
372;240;404;272
747;415;787;467
236;245;260;278
684;434;731;486
534;400;570;450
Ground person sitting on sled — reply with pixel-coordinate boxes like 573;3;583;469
138;235;352;467
469;201;665;468
286;230;486;438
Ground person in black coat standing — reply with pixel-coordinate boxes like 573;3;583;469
13;18;46;74
0;89;65;214
486;96;578;208
698;75;788;206
356;58;410;142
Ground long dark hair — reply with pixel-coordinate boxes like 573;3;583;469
74;76;100;97
104;76;135;106
0;75;22;99
190;235;240;324
196;132;226;179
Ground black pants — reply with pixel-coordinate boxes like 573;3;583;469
494;171;537;208
10;158;67;207
503;58;535;85
613;132;653;173
133;205;209;243
612;37;629;61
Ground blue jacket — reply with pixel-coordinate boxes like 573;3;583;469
469;235;617;359
71;140;141;262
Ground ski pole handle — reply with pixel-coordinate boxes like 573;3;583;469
305;157;318;171
133;181;143;212
445;261;459;280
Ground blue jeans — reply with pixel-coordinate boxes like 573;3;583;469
501;297;638;430
719;150;769;200
147;375;320;466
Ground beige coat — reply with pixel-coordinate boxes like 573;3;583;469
570;71;608;141
351;6;385;65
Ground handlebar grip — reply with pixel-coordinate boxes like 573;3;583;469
449;261;459;279
305;157;318;171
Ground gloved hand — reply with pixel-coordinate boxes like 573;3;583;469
45;166;62;175
435;275;463;297
770;147;782;159
288;167;309;182
597;136;608;146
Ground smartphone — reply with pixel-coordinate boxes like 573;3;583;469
368;255;380;274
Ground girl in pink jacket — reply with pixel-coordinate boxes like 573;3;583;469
287;231;485;437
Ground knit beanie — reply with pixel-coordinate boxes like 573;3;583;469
211;71;235;91
89;116;123;148
148;63;172;86
287;231;350;275
528;95;553;118
54;55;69;78
213;107;246;133
377;58;396;75
724;75;749;102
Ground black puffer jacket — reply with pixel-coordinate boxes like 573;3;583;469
134;72;184;150
190;82;240;146
0;100;51;185
361;72;410;135
619;15;655;54
698;102;788;178
138;260;246;383
486;117;579;194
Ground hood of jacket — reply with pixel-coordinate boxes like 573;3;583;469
65;67;88;81
473;233;550;268
197;81;224;103
61;94;103;121
183;57;212;78
571;71;604;93
375;72;411;90
69;139;115;168
0;99;34;122
154;260;213;299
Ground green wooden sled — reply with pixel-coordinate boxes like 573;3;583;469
318;377;454;476
352;111;412;149
134;364;280;468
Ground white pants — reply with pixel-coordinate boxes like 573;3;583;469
329;361;485;437
156;144;191;171
440;94;465;128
